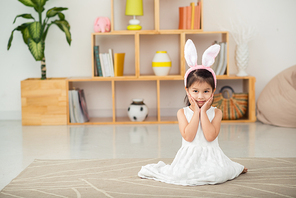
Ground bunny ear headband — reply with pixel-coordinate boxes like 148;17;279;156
184;39;220;88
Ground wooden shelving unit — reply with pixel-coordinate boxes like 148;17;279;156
67;0;256;125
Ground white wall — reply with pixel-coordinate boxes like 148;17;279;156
0;0;295;120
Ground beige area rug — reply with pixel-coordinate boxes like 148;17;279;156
0;158;296;198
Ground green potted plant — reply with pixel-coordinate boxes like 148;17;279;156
7;0;72;80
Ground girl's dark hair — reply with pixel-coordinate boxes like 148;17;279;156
184;69;215;106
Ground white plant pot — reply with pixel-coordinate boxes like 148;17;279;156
127;99;148;122
152;51;171;76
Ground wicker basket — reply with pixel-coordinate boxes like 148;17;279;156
212;86;248;120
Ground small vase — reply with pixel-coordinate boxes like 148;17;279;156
152;51;171;76
127;99;148;122
235;43;249;76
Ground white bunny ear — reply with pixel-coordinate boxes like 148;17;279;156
202;44;220;67
184;39;198;67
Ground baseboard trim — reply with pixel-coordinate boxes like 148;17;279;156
0;111;22;120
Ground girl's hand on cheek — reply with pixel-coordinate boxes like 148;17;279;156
188;94;200;113
201;94;213;112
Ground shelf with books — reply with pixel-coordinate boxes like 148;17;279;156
67;76;256;124
158;0;203;31
67;81;114;125
185;31;229;76
111;0;203;32
64;0;256;125
92;33;136;78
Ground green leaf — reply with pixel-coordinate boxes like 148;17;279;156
7;32;14;50
52;20;72;45
7;23;32;50
18;0;36;7
31;0;48;12
31;0;48;8
28;22;42;43
58;13;65;21
13;14;35;23
46;7;68;18
21;27;30;45
28;38;44;61
33;7;45;13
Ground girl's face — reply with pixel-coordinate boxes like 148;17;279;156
187;81;215;108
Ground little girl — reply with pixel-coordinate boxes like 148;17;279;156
138;39;247;186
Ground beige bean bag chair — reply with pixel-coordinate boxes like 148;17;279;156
257;65;296;127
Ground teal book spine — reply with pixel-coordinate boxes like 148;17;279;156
94;46;103;77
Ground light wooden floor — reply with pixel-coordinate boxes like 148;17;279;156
0;120;296;190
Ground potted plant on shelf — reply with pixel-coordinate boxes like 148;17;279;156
7;0;72;80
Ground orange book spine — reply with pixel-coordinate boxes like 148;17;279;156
185;6;192;29
178;7;186;29
194;2;201;29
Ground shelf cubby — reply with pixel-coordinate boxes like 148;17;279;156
92;33;136;78
139;34;181;77
158;0;203;31
68;80;114;125
114;80;157;123
216;76;256;123
112;0;155;31
185;31;229;76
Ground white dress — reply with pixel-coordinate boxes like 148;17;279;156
138;106;244;186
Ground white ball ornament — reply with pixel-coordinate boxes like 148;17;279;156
127;99;148;122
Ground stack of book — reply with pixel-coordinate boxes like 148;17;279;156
178;1;201;30
211;42;228;76
68;89;89;123
93;45;125;77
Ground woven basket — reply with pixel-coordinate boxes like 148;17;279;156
212;86;248;120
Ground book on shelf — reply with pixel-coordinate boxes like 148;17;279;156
69;89;89;123
178;1;201;30
68;90;76;123
94;46;103;77
190;2;195;30
78;89;89;122
71;90;85;123
108;49;115;77
94;59;98;76
102;53;111;77
211;42;227;75
99;53;106;77
219;43;227;75
215;42;224;75
211;49;220;75
185;6;191;30
114;53;125;76
94;47;126;77
97;49;116;77
194;1;201;29
178;7;186;29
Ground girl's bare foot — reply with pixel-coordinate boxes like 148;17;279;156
241;167;248;174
